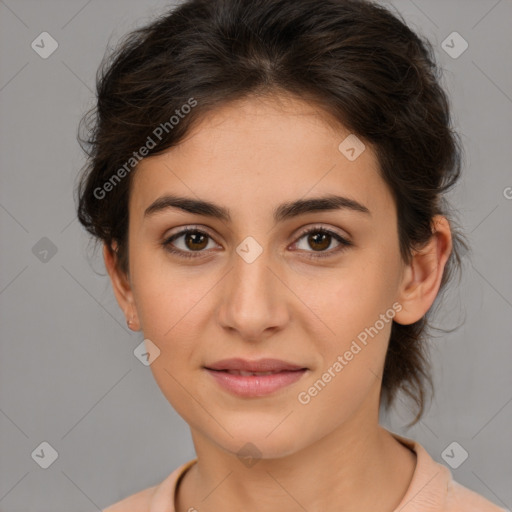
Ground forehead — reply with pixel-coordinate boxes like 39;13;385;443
130;94;394;223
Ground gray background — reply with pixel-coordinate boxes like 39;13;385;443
0;0;511;510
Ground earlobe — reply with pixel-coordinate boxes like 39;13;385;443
393;215;453;326
103;242;140;331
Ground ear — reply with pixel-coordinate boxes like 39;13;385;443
103;242;140;331
393;215;453;326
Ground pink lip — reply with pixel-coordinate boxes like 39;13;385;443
204;358;308;397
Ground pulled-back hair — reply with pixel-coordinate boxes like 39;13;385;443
76;0;468;423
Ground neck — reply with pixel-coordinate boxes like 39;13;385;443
175;395;416;512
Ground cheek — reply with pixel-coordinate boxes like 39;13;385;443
297;247;399;394
301;254;398;346
134;274;207;424
131;244;207;337
294;279;396;432
131;253;218;387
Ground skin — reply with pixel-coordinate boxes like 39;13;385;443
103;93;452;512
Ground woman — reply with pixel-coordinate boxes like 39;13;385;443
76;0;505;510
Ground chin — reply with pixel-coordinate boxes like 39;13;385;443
194;410;314;461
225;430;307;461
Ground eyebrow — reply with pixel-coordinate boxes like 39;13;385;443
144;193;371;223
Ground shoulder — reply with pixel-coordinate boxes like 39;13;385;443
389;432;506;512
102;459;197;512
445;479;507;512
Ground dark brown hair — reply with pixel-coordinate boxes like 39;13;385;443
76;0;468;423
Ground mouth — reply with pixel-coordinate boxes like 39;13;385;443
204;358;308;397
215;369;295;376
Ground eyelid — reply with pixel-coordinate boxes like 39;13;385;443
164;224;216;239
293;223;350;243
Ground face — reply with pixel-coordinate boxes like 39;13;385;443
109;94;419;458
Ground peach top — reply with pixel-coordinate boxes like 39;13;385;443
104;433;506;511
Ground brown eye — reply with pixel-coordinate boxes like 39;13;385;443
183;231;208;251
162;228;217;258
306;231;331;251
292;226;353;258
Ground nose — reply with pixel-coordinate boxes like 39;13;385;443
216;244;289;343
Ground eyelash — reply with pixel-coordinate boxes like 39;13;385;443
161;225;353;260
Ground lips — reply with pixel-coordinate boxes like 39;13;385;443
204;358;308;397
222;370;285;376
